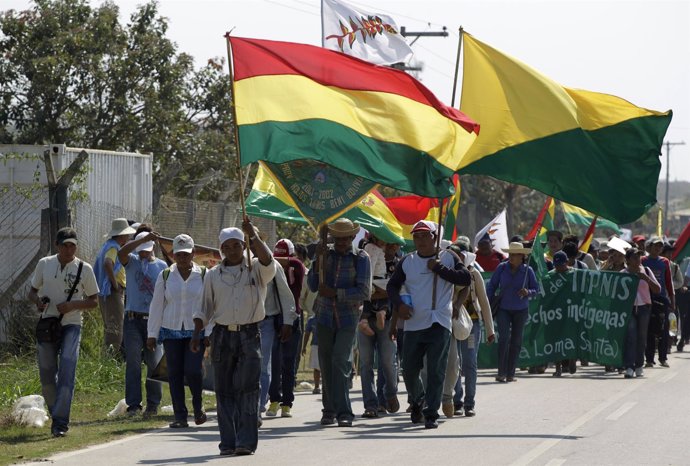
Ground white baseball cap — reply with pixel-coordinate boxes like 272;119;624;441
134;232;154;252
173;234;194;254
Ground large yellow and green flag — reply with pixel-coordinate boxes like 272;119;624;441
561;201;621;234
459;33;672;224
229;36;479;204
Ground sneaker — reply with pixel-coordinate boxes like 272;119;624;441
410;403;423;424
635;367;644;377
126;406;142;417
377;405;387;414
453;403;463;414
442;403;455;418
660;361;670;368
495;376;507;383
553;368;562;377
320;415;336;425
624;368;634;379
312;387;321;395
677;343;684;352
51;427;67;438
424;417;439;429
266;401;280;417
337;417;353;427
464;408;476;417
281;405;292;418
169;420;189;428
644;362;654;368
142;406;158;420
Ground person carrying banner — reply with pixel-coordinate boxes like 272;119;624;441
486;242;539;383
623;248;660;378
547;251;577;377
387;220;471;429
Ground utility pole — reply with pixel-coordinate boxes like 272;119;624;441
663;140;686;229
395;26;449;73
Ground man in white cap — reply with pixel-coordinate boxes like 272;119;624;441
387;220;471;429
117;231;168;417
93;218;136;351
28;227;99;437
307;218;371;427
192;218;276;456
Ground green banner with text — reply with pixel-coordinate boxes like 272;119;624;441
478;269;638;368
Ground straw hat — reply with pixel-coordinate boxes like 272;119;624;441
328;218;360;238
501;242;532;255
108;218;136;238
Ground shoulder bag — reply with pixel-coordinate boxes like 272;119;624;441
35;261;83;344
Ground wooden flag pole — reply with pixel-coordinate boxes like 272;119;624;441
450;26;464;108
431;197;446;310
225;32;252;269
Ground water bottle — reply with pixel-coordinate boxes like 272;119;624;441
669;312;678;337
400;285;412;308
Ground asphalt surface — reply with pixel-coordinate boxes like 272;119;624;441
25;349;690;466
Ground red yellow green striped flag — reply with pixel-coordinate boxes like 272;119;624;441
229;36;479;201
525;197;555;241
459;33;672;224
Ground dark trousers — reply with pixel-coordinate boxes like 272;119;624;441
211;325;261;453
496;308;529;378
163;338;204;422
402;323;451;421
624;305;651;369
678;291;690;344
269;317;302;407
646;307;670;363
317;323;356;421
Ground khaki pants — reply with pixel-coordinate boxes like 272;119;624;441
99;290;124;348
442;337;460;404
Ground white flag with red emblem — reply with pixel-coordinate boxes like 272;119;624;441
474;209;510;253
321;0;413;65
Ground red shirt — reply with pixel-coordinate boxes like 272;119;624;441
476;252;506;272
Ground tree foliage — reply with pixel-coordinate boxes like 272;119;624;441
0;0;236;208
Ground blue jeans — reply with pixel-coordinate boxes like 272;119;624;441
454;321;481;409
496;308;528;378
269;316;302;407
123;316;163;410
258;316;276;410
358;319;398;410
317;323;356;421
402;323;451;421
37;324;81;431
211;325;261;453
163;338;205;422
625;305;651;370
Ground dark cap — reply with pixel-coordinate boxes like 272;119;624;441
56;227;78;245
625;247;643;259
662;242;675;253
553;250;568;266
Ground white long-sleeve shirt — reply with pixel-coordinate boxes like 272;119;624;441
147;263;213;338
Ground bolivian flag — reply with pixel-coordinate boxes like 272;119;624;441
229;36;479;199
561;202;621;233
459;33;672;224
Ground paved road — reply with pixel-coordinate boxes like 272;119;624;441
27;350;690;466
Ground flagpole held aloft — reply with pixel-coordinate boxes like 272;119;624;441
451;27;463;108
225;32;252;269
431;198;445;310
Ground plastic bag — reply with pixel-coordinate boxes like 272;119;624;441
107;398;128;417
12;395;49;427
669;312;678;337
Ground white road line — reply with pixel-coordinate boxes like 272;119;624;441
509;380;645;466
544;459;566;466
605;401;637;421
659;371;678;383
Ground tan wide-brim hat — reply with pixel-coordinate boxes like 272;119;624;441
328;218;360;238
501;241;532;255
108;218;136;238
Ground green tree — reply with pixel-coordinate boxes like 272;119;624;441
0;0;237;209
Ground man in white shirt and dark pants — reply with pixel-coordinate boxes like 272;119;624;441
387;221;470;429
192;219;276;456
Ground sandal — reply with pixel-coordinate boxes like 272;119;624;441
361;409;379;418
